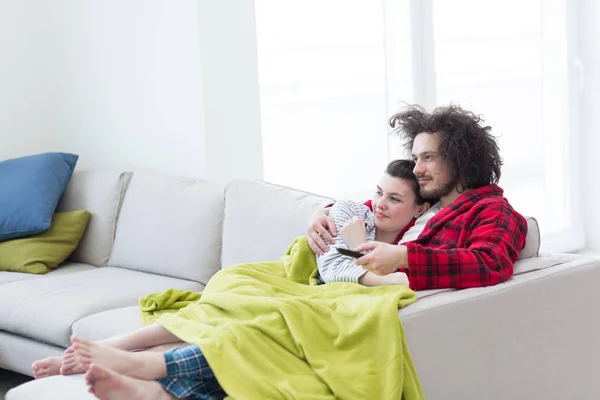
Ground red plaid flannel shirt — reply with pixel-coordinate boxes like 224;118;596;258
403;184;527;290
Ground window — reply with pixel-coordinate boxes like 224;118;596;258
256;0;582;252
255;0;388;201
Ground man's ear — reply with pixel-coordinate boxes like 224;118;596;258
415;202;431;218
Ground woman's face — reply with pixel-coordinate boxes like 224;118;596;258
372;174;424;233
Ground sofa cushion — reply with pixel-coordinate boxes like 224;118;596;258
0;211;90;274
108;170;225;284
57;171;132;266
221;179;333;267
0;267;203;348
6;375;94;400
0;263;95;285
221;180;538;266
0;152;78;241
517;216;540;260
72;305;145;341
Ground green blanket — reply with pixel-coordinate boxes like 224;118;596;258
140;237;423;399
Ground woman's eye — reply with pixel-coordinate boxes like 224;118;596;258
375;191;382;196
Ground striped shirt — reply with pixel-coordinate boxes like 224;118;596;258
317;200;375;284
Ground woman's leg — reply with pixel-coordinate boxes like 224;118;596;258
85;363;176;400
71;337;168;380
60;324;182;376
34;323;182;378
77;339;226;399
97;323;183;351
34;342;188;378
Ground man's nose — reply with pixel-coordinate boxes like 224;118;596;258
413;159;425;176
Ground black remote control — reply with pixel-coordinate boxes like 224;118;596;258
336;247;366;258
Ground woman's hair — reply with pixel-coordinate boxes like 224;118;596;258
388;103;502;189
385;159;438;205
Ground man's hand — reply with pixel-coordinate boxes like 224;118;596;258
340;216;366;250
353;242;408;276
307;208;337;255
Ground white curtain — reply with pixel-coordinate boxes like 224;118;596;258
255;0;581;252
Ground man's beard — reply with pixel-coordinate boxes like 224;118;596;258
419;173;460;199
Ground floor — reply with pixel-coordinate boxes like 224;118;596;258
0;369;31;400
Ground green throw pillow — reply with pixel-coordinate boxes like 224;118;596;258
0;210;91;274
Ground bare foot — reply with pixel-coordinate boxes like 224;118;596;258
60;345;88;375
72;337;166;380
85;364;174;400
32;356;62;379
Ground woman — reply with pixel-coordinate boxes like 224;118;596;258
316;159;437;286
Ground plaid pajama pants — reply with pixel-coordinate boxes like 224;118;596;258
157;344;227;400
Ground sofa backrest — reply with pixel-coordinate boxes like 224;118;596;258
221;179;333;267
108;170;225;285
221;179;541;267
57;170;131;266
59;171;541;281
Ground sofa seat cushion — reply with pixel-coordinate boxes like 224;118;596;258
0;271;40;285
57;171;131;266
72;305;148;341
0;267;203;348
0;262;95;285
6;375;94;400
108;170;225;284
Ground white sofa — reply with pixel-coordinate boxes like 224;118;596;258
4;170;600;400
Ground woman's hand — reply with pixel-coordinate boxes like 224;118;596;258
353;242;408;276
385;271;410;286
307;208;337;255
359;271;409;286
340;216;367;250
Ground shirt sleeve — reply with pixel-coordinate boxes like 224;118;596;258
317;200;375;284
405;201;528;290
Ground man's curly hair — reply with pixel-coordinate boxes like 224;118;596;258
388;103;502;190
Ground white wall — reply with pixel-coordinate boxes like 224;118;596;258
578;0;600;253
0;1;73;159
198;0;263;184
0;0;263;181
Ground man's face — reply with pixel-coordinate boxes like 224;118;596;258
411;132;456;199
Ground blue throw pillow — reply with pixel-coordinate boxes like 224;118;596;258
0;152;79;241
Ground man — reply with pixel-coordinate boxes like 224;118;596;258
307;104;528;290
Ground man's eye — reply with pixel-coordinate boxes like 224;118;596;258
391;198;400;202
425;155;433;161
